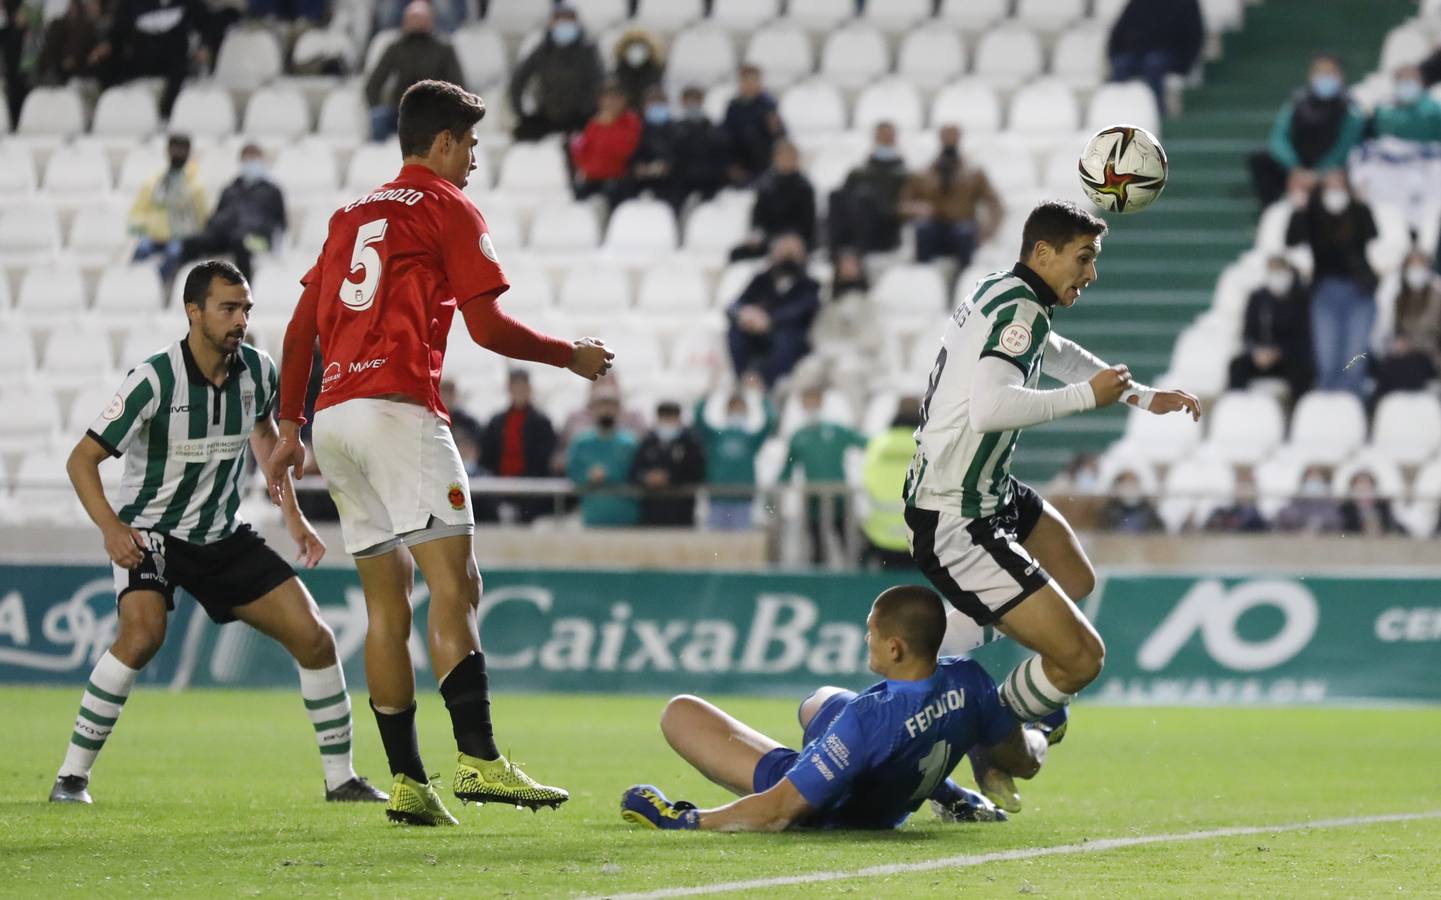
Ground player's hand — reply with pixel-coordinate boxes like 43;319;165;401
267;434;307;505
568;337;615;381
102;521;146;570
288;519;326;568
1138;388;1203;422
1088;365;1132;407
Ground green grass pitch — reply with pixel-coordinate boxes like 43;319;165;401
4;688;1439;898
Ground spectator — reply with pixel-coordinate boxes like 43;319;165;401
726;233;822;388
730;139;816;260
670;85;733;205
1248;54;1367;207
177;143;286;282
1105;0;1204;116
780;386;867;566
629;84;682;209
370;0;465;33
130;134;209;283
248;0;329;24
632;401;706;527
791;251;885;415
93;0;213;120
1227;256;1314;398
566;393;639;527
554;377;648;473
34;0;102;88
723;63;784;185
613;28;664;112
439;379;485;453
1203;470;1269;533
1274;464;1343;534
827;121;910;254
859;397;921;570
364;1;463;142
1372;64;1441;142
1096;470;1164;533
1286;169;1378;398
1045;452;1103;497
479;371;558;524
510;2;603;142
570;80;642;205
0;0;31;128
900;125;1002;267
1338;470;1405;536
693;378;775;531
1372;250;1441;401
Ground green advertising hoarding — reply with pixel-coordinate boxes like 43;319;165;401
0;565;1436;703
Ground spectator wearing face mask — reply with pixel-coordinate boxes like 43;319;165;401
726;233;822;388
566;394;640;527
1046;452;1102;497
1372;65;1441;142
613;28;665;112
570;80;642;206
724;63;785;186
1227;257;1314;399
1097;470;1165;533
1338;470;1404;536
363;0;464;141
730;139;816;260
632;401;707;527
1248;54;1367;207
553;377;649;474
628;85;684;210
510;3;604;142
1286;169;1378;398
1372;249;1441;402
900;125;1002;267
827;121;910;255
670;85;733;206
129;134;209;283
694;377;776;531
1275;464;1343;534
178;143;286;282
1203;469;1269;533
780;386;867;566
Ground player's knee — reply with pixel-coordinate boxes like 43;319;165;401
113;617;165;667
660;694;704;736
292;620;338;669
1070;632;1105;685
797;685;843;729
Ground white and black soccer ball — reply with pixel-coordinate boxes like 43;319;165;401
1078;125;1168;214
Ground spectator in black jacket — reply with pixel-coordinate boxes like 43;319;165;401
365;1;464;141
1339;470;1405;536
1203;469;1269;533
730;139;816;260
0;0;31;127
828;120;909;254
629;84;681;209
1247;54;1367;206
178;144;286;281
613;28;665;112
1097;469;1165;533
510;3;603;142
727;233;822;387
92;0;212;118
1106;0;1204;115
1372;250;1441;404
1227;256;1314;399
724;63;785;185
632;401;706;527
479;371;558;524
35;0;102;88
671;85;732;204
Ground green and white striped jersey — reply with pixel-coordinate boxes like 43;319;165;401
905;266;1056;519
87;339;278;545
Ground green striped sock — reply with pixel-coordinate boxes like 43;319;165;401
58;651;139;779
299;664;356;791
999;656;1071;723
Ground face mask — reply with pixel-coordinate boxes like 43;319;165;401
871;145;899;163
596;414;617;430
644;103;670;125
683;105;706;121
239;160;266;183
655;425;681;443
802;409;822;426
1073;469;1100;492
1396;80;1422;104
624;43;650;67
1321;188;1349;214
168;155;188;171
727;414;747;429
1310;73;1342;99
1404;265;1432;291
774;259;803;278
1299;476;1329;499
551;20;579;45
1265;271;1293;296
1115;483;1143;506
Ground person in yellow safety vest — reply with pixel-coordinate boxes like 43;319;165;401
861;398;922;570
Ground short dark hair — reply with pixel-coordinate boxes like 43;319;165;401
508;369;530;385
397;79;486;158
872;585;946;661
656;401;681;418
182;260;246;308
1019;200;1108;261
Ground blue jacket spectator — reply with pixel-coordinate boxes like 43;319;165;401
1249;54;1367;206
723;63;785;185
726;234;822;389
1106;0;1204;115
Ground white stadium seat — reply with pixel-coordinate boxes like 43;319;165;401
0;201;60;264
930;79;1003;132
1371;392;1441;466
970;136;1039;189
668;26;739;88
634;0;705;31
558;265;631;310
1114;403;1204;466
819;25;890;90
1201;0;1246;32
0;388;60;455
871;264;946;316
67;380;122;434
1008;79;1082;136
787;0;854;31
529;202;602;254
317;86;368;143
17;86;86;137
1202;391;1285;464
42;145;113;201
711;0;782;32
1285;391;1367;465
896;29;967;91
937;0;1008;32
242;85;312;139
637;264;711;313
68;201;131;264
272;143;340;200
603;199;679;257
0;144;36;198
16;263;86;324
346;140;403;192
94;265;165;318
170;85;239;138
92;85;161;138
973;26;1045;91
1052;27;1110;90
214;27;284;89
1405;458;1441;537
1160;458;1235;533
498;258;555;309
496;140;570;197
1014;0;1089;36
291;25;360;74
42;322;115;389
744;25;815;87
363;27;401;76
484;0;552;34
1165;323;1234;397
453;25;509;89
12;451;85;525
1087;82;1162;135
714;259;763;307
853;78;924;132
1333;453;1406;505
0;326;37;383
1094;0;1128;24
1379;25;1433;71
862;0;932;32
779;80;847;134
570;0;630;30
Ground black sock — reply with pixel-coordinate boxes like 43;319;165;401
438;650;499;761
369;700;427;783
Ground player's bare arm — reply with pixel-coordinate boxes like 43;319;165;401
251;417;325;568
694;777;814;833
66;435;144;569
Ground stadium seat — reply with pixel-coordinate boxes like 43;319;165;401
712;0;781;32
1164;323;1233;397
665;323;729;393
744;25;815;87
1113;402;1205;466
529;202;602;254
929;79;1003;132
214;27;284;89
1014;0;1088;36
497;258;555;308
1008;79;1082;136
634;0;705;31
481;207;524;254
779;80;847;134
92;85;161;138
1333;453;1407;506
1052;27;1110;90
317;87;368;144
453;24;509;89
11;451;85;525
570;0;629;30
973;26;1045;91
291;25;360;75
1087;82;1161;135
819;25;890;90
1379;24;1434;71
242;85;312;139
558;265;632;310
1285;391;1367;465
271;143;341;205
1404;457;1441;537
853;79;924;133
1202;391;1285;464
637;264;711;314
787;0;854;31
861;0;932;32
42;322;115;388
0;143;36;199
714;259;763;308
484;0;556;33
94;264;164;319
0;326;36;383
896;28;967;91
871;265;946;316
970;136;1039;189
603;199;679;258
65;383;119;433
16;263;86;325
1371;392;1441;466
42;145;113;203
668;26;740;88
1200;0;1245;32
170;85;239;138
1159;458;1235;533
681;200;750;264
68;201;132;265
496;140;570;200
363;27;402;75
16;86;86;137
937;0;1008;32
345;140;402;192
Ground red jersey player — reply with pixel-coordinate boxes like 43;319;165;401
267;80;612;826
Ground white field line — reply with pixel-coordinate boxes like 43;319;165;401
590;810;1441;900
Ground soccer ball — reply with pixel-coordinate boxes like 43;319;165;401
1078;125;1168;214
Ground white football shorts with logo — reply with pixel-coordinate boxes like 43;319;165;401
312;398;474;557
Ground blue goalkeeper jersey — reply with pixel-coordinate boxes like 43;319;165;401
785;657;1017;829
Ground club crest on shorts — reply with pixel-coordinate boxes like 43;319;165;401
447;482;466;510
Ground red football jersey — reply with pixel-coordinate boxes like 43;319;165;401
302;164;508;423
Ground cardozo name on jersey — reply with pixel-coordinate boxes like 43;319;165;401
344;188;426;212
902;688;967;738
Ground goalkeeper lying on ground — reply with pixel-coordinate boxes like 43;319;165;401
620;585;1060;832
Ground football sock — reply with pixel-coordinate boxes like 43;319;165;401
58;651;138;779
929;777;968;807
999;655;1073;722
438;650;499;761
298;663;358;791
370;701;427;784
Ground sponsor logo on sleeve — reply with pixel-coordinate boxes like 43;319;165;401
101;394;124;421
999;322;1033;356
480;232;498;263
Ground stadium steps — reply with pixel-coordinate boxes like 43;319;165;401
1019;0;1409;486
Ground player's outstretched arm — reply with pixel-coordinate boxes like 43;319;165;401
66;436;145;569
1044;332;1202;421
969;356;1103;433
459;293;615;380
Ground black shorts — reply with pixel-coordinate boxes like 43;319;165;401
112;524;296;624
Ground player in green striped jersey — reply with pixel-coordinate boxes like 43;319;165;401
903;201;1202;811
49;261;385;806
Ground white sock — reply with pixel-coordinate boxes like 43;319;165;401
298;663;358;791
58;651;139;779
1000;656;1072;722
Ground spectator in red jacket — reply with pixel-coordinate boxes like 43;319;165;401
570;81;641;206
